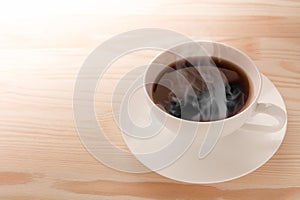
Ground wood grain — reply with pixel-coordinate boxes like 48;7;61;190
0;0;300;199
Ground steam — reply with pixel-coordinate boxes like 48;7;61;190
154;57;246;122
225;83;245;116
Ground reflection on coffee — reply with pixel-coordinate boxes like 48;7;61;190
152;57;250;122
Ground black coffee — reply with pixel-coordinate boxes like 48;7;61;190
152;56;250;122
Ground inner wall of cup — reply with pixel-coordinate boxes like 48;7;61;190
145;42;261;110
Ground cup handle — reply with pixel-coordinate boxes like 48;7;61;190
241;103;286;132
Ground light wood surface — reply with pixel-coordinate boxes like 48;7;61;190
0;0;300;199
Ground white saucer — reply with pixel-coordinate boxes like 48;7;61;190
122;74;287;184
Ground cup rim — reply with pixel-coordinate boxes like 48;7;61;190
144;40;262;124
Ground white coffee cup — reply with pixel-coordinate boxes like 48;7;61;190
144;41;286;158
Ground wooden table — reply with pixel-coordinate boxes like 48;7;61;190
0;0;299;199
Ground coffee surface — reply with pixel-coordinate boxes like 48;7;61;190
152;57;250;121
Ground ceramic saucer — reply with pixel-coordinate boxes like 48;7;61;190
122;74;287;184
